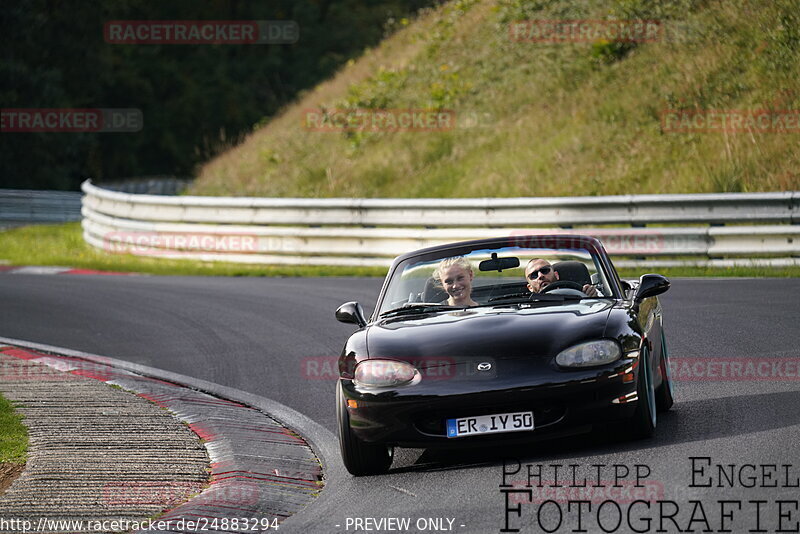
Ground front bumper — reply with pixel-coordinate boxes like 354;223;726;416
341;359;639;447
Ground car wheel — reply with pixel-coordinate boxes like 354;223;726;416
336;381;393;476
654;331;674;412
630;346;656;439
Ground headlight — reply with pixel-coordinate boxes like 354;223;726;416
555;340;622;368
354;360;417;387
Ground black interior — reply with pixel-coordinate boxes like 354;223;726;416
422;277;448;303
552;261;591;287
418;261;590;304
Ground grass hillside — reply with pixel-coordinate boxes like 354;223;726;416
192;0;800;198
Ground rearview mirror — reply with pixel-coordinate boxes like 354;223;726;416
634;274;670;301
336;301;367;328
479;253;520;272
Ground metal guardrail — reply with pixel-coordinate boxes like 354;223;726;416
82;180;799;226
0;189;82;227
101;176;190;196
80;180;800;267
0;178;185;229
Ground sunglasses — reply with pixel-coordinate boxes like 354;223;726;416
527;266;552;280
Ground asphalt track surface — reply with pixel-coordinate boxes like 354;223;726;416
2;274;799;533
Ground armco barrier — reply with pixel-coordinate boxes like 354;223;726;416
101;176;190;196
1;189;82;227
80;180;800;267
0;177;185;228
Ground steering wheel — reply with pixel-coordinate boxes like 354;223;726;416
539;280;584;293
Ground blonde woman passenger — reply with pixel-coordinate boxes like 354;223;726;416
433;256;478;307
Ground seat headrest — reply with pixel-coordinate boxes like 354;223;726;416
552;261;591;286
422;277;448;303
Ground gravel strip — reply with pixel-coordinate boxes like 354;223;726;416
0;345;323;534
0;352;209;533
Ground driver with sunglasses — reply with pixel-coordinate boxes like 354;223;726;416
524;259;598;297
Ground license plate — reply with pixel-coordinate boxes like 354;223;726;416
446;411;534;438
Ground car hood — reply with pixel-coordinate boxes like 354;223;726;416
368;300;614;366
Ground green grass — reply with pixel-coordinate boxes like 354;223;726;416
192;0;799;198
0;393;27;464
0;223;387;277
1;222;798;278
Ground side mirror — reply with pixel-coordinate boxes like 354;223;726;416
634;274;670;302
335;301;367;328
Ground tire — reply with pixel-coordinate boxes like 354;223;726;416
630;346;656;439
336;381;393;476
654;331;674;412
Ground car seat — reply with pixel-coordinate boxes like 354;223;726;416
422;277;448;303
552;261;591;287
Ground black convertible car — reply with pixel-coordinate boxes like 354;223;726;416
335;235;673;475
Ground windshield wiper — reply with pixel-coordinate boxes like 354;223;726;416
488;293;578;303
488;292;531;303
379;303;459;318
486;293;610;305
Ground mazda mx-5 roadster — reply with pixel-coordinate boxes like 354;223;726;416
334;235;673;475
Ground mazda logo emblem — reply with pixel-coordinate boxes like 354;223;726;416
477;362;492;371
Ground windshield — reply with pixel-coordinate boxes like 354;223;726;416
377;241;615;316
